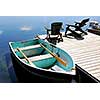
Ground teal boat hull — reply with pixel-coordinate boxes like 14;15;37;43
9;38;76;82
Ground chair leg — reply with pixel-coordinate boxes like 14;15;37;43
65;26;70;37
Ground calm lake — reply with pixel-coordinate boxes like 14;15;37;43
0;16;100;82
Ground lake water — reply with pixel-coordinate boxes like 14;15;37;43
0;16;100;82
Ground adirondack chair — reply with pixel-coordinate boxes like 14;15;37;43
45;22;63;44
65;18;90;39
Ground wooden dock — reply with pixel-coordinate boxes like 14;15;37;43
40;32;100;82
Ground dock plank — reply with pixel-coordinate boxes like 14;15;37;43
40;32;100;82
56;32;100;82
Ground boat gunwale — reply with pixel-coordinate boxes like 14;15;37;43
9;38;75;75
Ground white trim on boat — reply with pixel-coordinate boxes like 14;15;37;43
14;44;41;51
51;65;75;75
22;54;53;62
9;42;36;68
9;38;76;75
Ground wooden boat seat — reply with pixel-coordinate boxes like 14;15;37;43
14;44;41;51
22;54;53;62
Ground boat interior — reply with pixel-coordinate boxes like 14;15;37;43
10;39;74;72
11;39;57;68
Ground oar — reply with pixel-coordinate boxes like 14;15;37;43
36;35;67;66
17;48;33;65
39;43;67;66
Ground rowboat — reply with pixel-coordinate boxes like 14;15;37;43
88;28;100;35
88;21;100;35
9;36;75;82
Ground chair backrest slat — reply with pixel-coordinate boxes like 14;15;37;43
51;22;63;35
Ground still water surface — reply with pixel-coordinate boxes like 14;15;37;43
0;16;100;82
